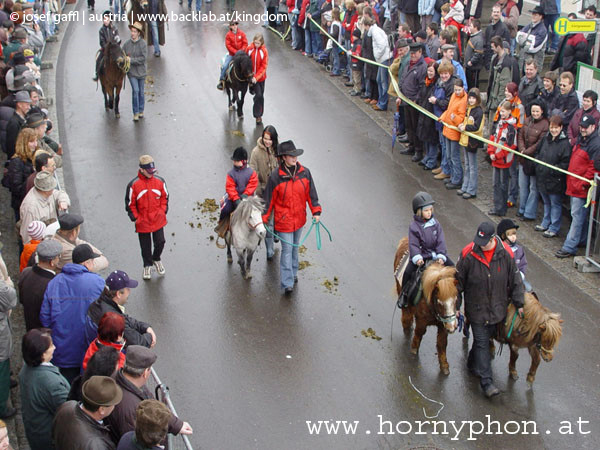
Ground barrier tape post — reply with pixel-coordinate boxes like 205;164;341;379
307;17;597;206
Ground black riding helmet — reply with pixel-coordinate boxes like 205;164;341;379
412;192;435;214
231;146;248;161
496;218;519;239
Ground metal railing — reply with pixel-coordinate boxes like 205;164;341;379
585;174;600;269
147;367;194;450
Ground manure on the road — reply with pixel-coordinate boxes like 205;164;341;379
299;261;311;270
230;130;245;137
361;328;382;341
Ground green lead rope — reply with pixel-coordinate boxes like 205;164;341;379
506;310;519;339
265;218;332;250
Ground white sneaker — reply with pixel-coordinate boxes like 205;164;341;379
153;261;165;275
143;266;152;280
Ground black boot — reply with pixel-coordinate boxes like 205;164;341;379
396;290;409;309
412;152;423;162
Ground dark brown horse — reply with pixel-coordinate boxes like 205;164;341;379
224;51;254;119
394;237;459;375
491;292;563;385
98;37;128;118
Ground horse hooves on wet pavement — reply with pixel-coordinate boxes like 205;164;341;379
227;257;233;264
115;114;120;119
229;105;235;111
510;372;519;381
410;347;418;355
441;367;450;376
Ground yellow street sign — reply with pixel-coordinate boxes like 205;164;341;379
554;18;597;36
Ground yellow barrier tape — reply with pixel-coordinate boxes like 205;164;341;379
308;17;597;207
268;25;291;41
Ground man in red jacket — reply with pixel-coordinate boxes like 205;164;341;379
262;141;321;294
217;20;248;90
125;155;169;280
555;114;600;258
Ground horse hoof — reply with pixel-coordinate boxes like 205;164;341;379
410;347;418;355
244;272;252;280
441;367;450;376
229;106;235;111
510;372;519;381
402;327;412;336
115;113;120;119
227;257;233;264
239;115;244;119
526;375;535;384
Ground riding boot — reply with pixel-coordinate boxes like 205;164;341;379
217;80;224;91
396;288;409;309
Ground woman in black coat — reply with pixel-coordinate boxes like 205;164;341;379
6;128;37;221
417;61;439;169
361;21;378;103
534;115;571;238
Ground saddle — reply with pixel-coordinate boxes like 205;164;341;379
214;216;230;240
397;265;425;308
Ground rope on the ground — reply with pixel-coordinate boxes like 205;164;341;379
408;375;445;419
308;17;597;207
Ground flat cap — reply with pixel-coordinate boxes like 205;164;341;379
441;43;455;51
36;239;63;261
397;38;409;48
58;213;84;231
125;345;157;370
82;376;123;407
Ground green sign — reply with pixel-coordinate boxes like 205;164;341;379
554;18;597;36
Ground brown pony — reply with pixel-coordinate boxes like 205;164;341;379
492;292;563;385
394;237;459;375
98;37;128;118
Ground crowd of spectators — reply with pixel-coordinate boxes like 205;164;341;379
279;0;600;259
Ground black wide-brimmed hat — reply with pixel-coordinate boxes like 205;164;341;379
277;140;304;157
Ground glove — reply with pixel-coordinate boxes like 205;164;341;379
241;194;248;199
234;199;241;207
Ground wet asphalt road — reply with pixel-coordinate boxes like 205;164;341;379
56;1;599;449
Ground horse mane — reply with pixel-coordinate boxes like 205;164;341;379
230;196;265;229
422;264;457;302
511;292;563;346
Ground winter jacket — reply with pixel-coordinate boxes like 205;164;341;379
20;240;40;273
568;107;600;146
464;31;484;71
487;52;519;112
517;116;549;165
262;163;321;233
19;187;71;244
456;236;524;325
299;0;310;28
6;156;33;209
484;20;511;68
427;35;441;60
418;0;435;16
19;363;70;450
540;0;558;16
53;400;116;450
225;165;258;202
52;232;108;272
0;104;13;154
82;338;126;371
566;129;600;198
551;33;591;75
226;30;248;56
117;431;161;450
106;370;183;444
399;0;418;14
40;263;105;368
125;171;169;234
99;23;120;49
464;0;483;19
446;0;464;24
488;117;517;169
440;91;467;141
400;56;427;101
461;104;484;150
18;265;55;331
362;30;377;81
122;37;147;78
516;20;547;55
5;111;25;159
86;289;153;349
432;75;456;131
247;43;268;82
539;86;559;113
308;0;325;32
370;24;391;63
342;8;358;41
0;279;17;361
249;137;279;196
550;88;580;126
390;53;409;96
518;75;544;114
500;0;519;38
416;77;439;144
535;131;571;195
408;215;447;264
507;242;527;275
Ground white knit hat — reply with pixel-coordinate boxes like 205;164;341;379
27;221;47;241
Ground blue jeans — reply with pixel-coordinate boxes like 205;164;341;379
150;21;160;55
508;160;518;204
310;30;322;55
344;40;352;77
461;147;478;195
518;166;538;219
439;133;450;174
332;45;341;75
188;0;201;11
279;228;303;290
265;216;275;258
128;76;145;115
492;167;509;215
561;196;589;254
544;14;559;50
113;0;123;16
445;137;462;184
432;10;441;24
376;60;390;110
304;28;312;55
468;322;498;389
220;54;232;80
539;191;563;234
289;13;300;49
422;141;439;169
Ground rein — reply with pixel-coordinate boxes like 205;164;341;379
231;65;251;83
265;218;332;250
247;218;263;230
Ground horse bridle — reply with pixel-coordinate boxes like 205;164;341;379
231;65;252;84
533;330;553;355
428;292;457;324
247;218;263;230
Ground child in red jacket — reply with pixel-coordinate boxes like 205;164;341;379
487;102;517;216
217;20;248;90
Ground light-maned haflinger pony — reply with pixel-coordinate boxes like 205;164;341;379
492;292;563;385
394;237;459;375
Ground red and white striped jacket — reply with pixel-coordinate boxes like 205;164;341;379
125;171;169;233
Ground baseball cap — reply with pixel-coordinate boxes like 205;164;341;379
106;270;139;291
473;222;496;247
72;244;101;264
580;114;596;128
139;155;156;174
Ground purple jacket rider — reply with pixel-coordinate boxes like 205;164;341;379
408;215;448;264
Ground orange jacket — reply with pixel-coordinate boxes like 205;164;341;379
440;92;467;141
20;240;40;272
247;43;268;83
